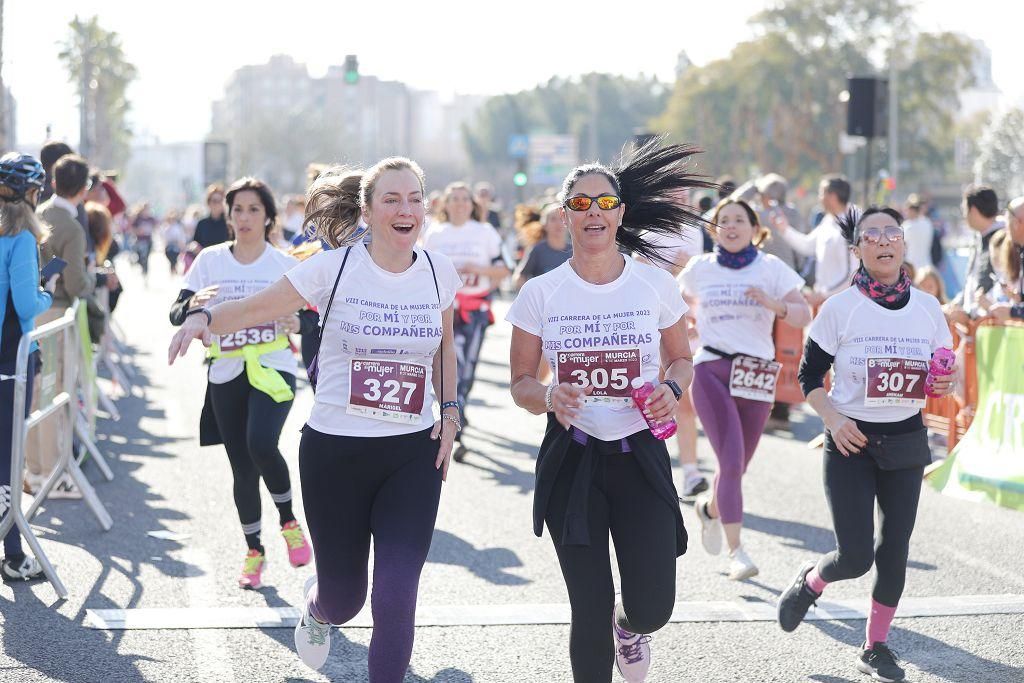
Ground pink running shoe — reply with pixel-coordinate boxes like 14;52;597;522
238;549;265;589
281;521;312;568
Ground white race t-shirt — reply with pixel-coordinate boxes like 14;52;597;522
902;216;934;269
679;252;804;365
643;227;705;273
506;257;688;441
808;286;953;423
183;243;299;384
285;243;461;437
421;220;503;296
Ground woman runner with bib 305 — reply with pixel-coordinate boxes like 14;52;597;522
777;208;955;683
680;199;811;580
169;158;460;682
168;177;314;589
508;140;710;683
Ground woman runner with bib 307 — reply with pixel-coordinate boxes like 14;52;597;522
680;199;811;580
777;208;955;683
168;177;313;589
508;140;709;683
169;158;460;682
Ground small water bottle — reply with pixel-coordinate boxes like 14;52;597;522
924;347;956;398
631;378;677;440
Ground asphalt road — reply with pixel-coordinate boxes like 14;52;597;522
2;256;1022;683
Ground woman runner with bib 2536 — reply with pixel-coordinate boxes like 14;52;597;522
777;207;956;683
168;177;313;589
680;199;811;580
169;158;460;682
508;140;710;683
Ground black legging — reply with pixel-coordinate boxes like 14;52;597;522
207;371;296;543
545;444;678;682
299;425;442;683
816;433;924;607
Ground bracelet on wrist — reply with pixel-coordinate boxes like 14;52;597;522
186;306;212;326
545;383;556;413
441;400;460;413
442;412;462;431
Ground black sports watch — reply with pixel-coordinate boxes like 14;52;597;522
662;379;683;400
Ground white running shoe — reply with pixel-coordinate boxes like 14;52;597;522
613;601;652;682
294;575;331;670
728;546;759;581
48;474;82;500
694;494;723;556
1;555;44;582
680;471;709;498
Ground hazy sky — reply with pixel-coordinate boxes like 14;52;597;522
6;0;1020;149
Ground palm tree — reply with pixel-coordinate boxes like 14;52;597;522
58;15;137;169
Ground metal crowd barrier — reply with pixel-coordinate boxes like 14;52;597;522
0;302;113;599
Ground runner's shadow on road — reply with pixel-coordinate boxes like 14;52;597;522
269;630;474;682
809;617;1024;682
0;583;158;681
427;530;530;586
460;452;534;495
464;429;540;462
744;512;836;553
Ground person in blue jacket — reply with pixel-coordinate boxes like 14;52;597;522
0;153;56;581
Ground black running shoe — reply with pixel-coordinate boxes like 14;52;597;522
1;555;44;582
857;642;906;682
777;561;820;632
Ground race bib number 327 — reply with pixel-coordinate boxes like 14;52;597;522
556;349;641;406
348;360;427;425
865;358;928;407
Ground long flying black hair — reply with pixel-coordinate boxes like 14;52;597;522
559;136;716;264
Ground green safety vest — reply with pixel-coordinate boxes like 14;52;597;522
208;335;295;403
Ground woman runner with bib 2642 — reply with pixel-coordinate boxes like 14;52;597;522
169;157;460;682
168;177;314;589
680;199;811;580
508;140;710;683
777;207;956;683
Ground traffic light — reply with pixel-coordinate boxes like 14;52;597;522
513;171;528;187
344;55;359;85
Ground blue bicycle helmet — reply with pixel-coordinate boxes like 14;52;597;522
0;152;46;201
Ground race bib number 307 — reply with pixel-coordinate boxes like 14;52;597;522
556;349;641;406
865;358;928;407
219;324;276;352
347;360;427;424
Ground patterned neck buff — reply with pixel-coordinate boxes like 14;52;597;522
714;243;759;269
852;264;912;309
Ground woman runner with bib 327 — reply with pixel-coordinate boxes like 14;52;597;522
168;177;313;589
680;199;811;580
777;207;956;683
508;140;710;683
169;157;460;682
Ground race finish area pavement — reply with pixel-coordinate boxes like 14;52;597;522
2;258;1023;683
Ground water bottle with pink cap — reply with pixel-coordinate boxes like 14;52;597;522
924;347;956;398
630;378;677;440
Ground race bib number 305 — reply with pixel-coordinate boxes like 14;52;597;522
219;324;276;352
865;358;928;407
729;356;782;403
556;349;640;406
347;360;427;424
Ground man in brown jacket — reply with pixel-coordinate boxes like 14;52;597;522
26;154;93;496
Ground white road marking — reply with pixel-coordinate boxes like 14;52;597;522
85;593;1024;630
181;547;236;681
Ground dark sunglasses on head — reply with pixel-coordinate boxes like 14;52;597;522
859;226;904;245
564;194;622;212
